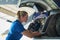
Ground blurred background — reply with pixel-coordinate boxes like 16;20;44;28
0;0;60;40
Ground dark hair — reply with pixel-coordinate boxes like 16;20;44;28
17;11;28;18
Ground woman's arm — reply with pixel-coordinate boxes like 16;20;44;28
22;30;41;38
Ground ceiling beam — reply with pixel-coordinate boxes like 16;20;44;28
0;7;16;17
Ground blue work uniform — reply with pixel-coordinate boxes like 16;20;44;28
6;20;25;40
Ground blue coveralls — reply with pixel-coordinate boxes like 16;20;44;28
6;20;25;40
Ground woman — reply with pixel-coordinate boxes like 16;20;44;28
6;11;40;40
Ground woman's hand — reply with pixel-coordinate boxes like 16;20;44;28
32;31;41;36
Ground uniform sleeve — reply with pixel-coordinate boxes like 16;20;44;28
10;22;25;33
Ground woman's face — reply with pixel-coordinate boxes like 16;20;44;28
21;14;28;22
24;14;28;22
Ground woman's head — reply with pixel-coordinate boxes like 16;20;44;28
17;11;28;22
